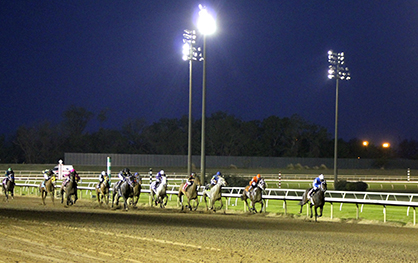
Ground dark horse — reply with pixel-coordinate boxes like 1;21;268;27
128;175;142;207
61;173;79;206
2;177;15;201
96;175;110;206
178;176;201;211
299;181;327;222
112;175;136;211
241;177;266;213
40;175;56;205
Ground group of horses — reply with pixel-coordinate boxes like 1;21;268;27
4;172;327;221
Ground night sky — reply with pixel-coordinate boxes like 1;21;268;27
2;1;418;146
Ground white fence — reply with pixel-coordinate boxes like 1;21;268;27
12;176;418;225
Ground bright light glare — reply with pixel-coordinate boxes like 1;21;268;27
182;43;190;61
382;142;390;148
362;141;369;146
197;5;216;35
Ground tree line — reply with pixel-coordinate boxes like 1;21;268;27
1;106;417;164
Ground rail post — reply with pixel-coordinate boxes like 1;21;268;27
278;172;281;188
407;168;410;182
149;168;153;206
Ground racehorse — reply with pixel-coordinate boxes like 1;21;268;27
112;175;135;210
96;175;110;206
61;173;79;206
178;176;201;211
203;176;227;212
39;175;56;205
150;175;168;208
128;175;142;207
2;177;15;201
241;177;266;213
299;181;327;222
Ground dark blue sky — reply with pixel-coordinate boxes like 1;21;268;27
2;1;418;146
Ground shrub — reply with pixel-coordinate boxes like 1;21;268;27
335;180;368;191
222;174;248;187
287;163;294;169
294;163;303;170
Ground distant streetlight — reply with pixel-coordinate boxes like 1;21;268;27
182;29;202;176
362;141;369;147
328;50;351;184
382;142;390;148
197;4;216;184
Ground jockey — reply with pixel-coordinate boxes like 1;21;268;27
210;171;221;188
308;174;325;198
3;168;14;185
247;174;261;193
183;172;195;191
98;171;107;188
152;170;165;192
63;169;79;187
43;169;54;186
118;168;133;187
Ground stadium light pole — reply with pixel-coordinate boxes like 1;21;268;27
328;50;351;184
197;4;216;184
182;29;202;176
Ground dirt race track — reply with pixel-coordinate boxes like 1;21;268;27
1;196;418;263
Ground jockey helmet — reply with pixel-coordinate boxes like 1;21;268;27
253;176;257;181
101;171;106;176
216;171;221;176
8;168;12;172
124;168;130;174
160;170;165;175
191;172;196;177
319;174;324;181
134;172;139;176
70;169;75;173
257;174;261;179
43;169;49;174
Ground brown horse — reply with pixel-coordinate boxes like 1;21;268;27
39;175;56;205
96;175;110;206
178;176;201;211
2;177;15;201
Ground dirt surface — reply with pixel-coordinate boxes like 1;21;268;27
1;196;418;263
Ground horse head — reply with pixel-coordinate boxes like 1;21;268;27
194;176;201;186
161;175;167;186
320;181;327;192
258;178;266;190
218;176;227;187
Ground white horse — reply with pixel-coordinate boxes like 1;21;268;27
150;175;168;208
203;176;227;212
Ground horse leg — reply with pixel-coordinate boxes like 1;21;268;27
61;189;64;204
162;195;168;208
194;197;199;211
73;190;78;204
186;195;193;211
178;192;184;210
310;204;314;219
51;189;54;205
215;197;223;212
319;205;323;218
123;196;128;211
41;190;46;205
